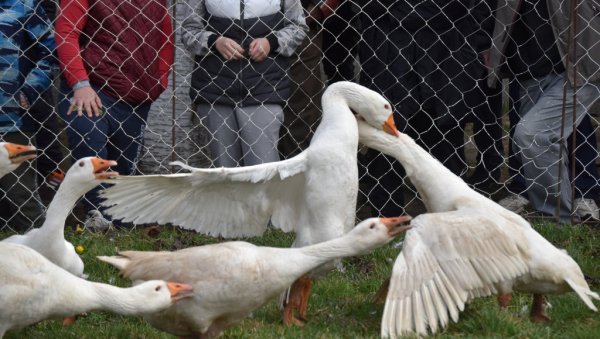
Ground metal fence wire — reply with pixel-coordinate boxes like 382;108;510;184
1;0;599;231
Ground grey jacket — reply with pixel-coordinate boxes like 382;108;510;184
488;0;600;87
180;0;307;58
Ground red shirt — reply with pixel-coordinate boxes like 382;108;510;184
55;0;174;103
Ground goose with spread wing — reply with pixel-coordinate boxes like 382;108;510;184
357;120;599;337
100;81;400;324
98;217;411;338
0;142;37;178
0;242;193;338
2;157;118;277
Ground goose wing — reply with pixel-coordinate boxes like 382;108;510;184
100;153;308;237
382;210;530;337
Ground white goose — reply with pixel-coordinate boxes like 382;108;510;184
356;120;599;337
2;157;118;277
0;242;194;338
0;142;37;178
98;216;412;338
99;81;400;324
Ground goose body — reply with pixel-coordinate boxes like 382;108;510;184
2;157;118;276
356;121;599;337
0;142;37;178
100;82;400;323
98;217;411;338
0;243;193;338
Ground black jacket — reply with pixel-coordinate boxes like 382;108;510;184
358;0;491;126
190;12;290;106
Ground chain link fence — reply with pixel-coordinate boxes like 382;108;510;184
1;0;599;231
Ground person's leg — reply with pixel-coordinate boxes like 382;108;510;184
506;79;527;195
570;114;600;199
237;104;284;166
513;74;599;221
0;132;44;231
470;80;504;186
31;88;64;180
197;103;241;167
360;149;405;217
280;28;324;159
105;99;151;176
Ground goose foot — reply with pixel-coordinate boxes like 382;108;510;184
497;293;512;309
371;277;390;304
62;316;76;326
62;312;87;326
282;274;312;326
530;294;550;322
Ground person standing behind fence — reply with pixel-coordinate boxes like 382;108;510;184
357;1;489;216
279;0;340;158
181;0;307;167
54;0;174;225
21;0;65;196
0;0;54;231
488;0;600;223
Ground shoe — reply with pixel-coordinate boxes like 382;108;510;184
83;210;113;232
574;198;599;220
498;194;530;214
46;169;65;190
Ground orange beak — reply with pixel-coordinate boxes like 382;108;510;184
380;216;412;236
4;143;37;164
91;157;119;179
382;114;401;137
166;282;195;302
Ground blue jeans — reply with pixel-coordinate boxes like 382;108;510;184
513;73;600;222
59;83;151;215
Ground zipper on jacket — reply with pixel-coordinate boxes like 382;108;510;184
238;0;245;106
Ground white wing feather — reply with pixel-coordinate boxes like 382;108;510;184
100;153;308;237
382;210;530;337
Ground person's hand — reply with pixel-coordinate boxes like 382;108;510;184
481;49;490;68
305;4;324;29
248;38;271;62
68;86;103;117
18;92;30;110
215;37;244;61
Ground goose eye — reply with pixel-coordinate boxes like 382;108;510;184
369;223;376;229
155;286;161;292
384;104;390;110
78;161;84;167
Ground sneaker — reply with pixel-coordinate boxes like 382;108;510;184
46;169;65;190
83;210;113;232
574;198;599;220
498;194;530;213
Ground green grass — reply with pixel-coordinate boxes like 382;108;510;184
2;220;599;338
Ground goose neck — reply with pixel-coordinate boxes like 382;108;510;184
80;282;150;315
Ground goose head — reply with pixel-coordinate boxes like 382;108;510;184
325;81;400;136
347;216;412;254
62;157;119;194
0;142;37;177
116;280;194;314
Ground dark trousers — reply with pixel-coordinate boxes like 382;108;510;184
362;110;466;217
279;28;324;158
29;87;64;179
59;83;150;214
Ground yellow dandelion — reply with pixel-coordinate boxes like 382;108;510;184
75;245;85;254
75;224;84;234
